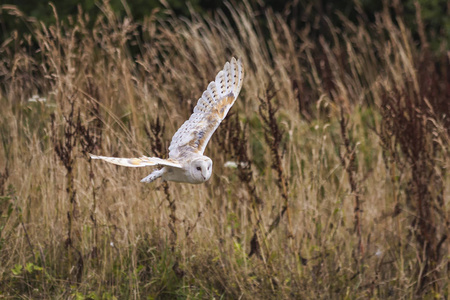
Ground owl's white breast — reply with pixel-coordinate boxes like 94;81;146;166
162;166;203;184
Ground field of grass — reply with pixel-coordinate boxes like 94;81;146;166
0;2;448;299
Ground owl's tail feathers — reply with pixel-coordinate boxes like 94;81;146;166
141;168;165;183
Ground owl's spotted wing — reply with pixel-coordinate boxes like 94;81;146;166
89;154;182;168
168;57;244;158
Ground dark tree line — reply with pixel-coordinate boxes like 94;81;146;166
1;0;448;52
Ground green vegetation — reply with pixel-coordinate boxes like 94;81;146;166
0;1;448;299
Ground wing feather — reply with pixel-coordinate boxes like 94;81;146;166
168;57;244;158
89;154;182;168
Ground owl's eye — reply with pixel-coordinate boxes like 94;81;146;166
196;167;201;171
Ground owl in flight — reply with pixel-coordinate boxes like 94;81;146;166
90;57;244;184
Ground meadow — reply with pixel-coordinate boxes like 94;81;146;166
0;2;448;298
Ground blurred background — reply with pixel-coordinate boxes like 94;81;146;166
0;0;448;299
2;0;449;50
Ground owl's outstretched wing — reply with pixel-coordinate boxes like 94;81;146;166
89;154;182;168
168;57;244;158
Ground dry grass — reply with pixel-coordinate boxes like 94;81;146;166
0;1;448;299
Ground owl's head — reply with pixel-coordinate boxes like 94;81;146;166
189;157;213;183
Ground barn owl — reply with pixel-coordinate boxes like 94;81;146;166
90;57;244;184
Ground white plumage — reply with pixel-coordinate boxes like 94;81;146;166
90;57;244;184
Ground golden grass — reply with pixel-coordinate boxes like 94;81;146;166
0;2;448;299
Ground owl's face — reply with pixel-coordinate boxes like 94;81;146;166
189;157;213;183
